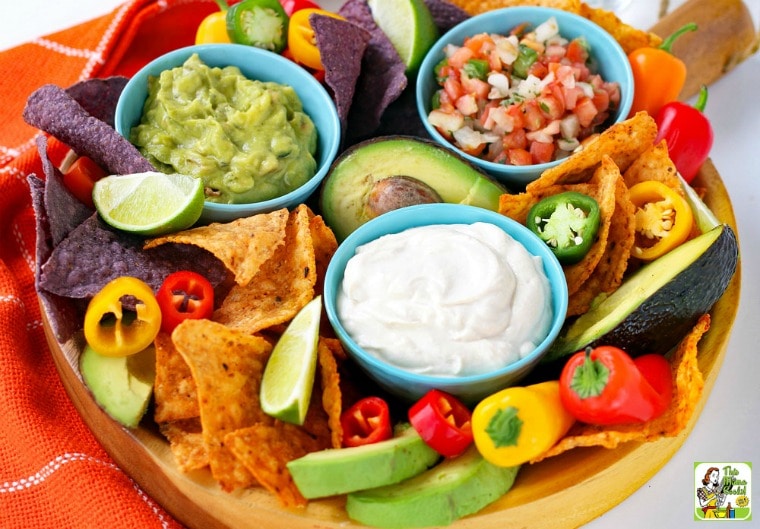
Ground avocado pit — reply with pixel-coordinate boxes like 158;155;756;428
365;175;443;218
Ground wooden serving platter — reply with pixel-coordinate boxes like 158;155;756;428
41;159;741;529
40;0;755;526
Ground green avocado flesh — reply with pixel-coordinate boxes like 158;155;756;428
319;136;506;241
346;446;519;529
79;344;156;428
545;223;739;362
286;426;439;499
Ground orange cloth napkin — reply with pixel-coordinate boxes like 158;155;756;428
0;2;220;527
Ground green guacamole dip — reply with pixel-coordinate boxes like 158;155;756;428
131;53;318;204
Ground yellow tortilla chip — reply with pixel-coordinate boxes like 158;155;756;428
578;4;662;54
226;423;325;508
528;112;658;192
309;212;339;298
153;331;199;424
623;140;682;192
317;337;344;449
449;0;581;15
566;174;635;315
532;314;710;462
160;418;209;473
213;204;317;333
144;208;289;286
172;318;274;492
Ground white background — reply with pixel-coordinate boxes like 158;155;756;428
1;0;758;528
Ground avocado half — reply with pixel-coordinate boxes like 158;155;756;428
545;223;739;363
319;136;507;241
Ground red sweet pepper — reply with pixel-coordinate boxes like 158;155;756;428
341;396;393;447
655;85;714;184
559;346;673;425
156;271;215;334
408;389;474;458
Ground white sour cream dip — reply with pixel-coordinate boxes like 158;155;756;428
337;222;553;377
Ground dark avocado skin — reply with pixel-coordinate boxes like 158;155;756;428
543;224;738;368
603;224;738;355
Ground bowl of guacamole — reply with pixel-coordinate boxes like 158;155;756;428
115;44;341;223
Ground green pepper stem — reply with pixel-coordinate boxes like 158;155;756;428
659;22;698;54
694;84;709;113
214;0;229;11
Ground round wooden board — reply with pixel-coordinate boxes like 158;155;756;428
41;159;740;529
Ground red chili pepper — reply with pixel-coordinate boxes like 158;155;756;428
156;271;215;334
559;346;672;425
654;85;714;184
62;156;107;208
279;0;321;16
341;396;393;447
408;389;473;458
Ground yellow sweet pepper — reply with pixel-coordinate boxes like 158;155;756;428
472;381;575;467
83;276;162;357
629;180;694;261
195;0;232;44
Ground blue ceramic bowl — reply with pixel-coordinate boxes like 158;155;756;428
323;203;569;404
416;7;634;189
115;44;341;223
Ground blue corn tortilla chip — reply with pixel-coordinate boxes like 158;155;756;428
65;76;129;128
312;13;371;133
338;0;408;143
423;0;470;32
23;84;154;176
38;213;229;300
36;135;92;246
28;173;85;343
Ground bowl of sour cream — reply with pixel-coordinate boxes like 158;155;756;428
323;203;568;404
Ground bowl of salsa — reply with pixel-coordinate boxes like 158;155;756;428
416;7;634;189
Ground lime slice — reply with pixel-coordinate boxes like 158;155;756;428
367;0;439;72
260;295;322;425
93;171;204;236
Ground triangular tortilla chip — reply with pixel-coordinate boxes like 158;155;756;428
153;331;199;424
144;208;290;287
172;319;274;492
213;205;317;333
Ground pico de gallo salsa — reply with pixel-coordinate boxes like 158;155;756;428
427;17;621;166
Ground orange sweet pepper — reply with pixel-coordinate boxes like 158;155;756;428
627;23;697;118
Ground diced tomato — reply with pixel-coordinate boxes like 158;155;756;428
530;141;556;164
566;38;588;64
464;33;494;56
447;46;475;69
443;76;464;102
574;97;599;127
592;88;610;114
537;94;565;120
488;48;503;72
523;100;546;131
455;94;479;116
528;60;549;79
460;75;490;100
507;148;533;166
502;128;527;150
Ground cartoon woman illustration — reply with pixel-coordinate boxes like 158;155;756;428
697;467;727;518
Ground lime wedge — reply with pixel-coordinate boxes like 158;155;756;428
367;0;439;72
93;171;204;236
260;295;322;425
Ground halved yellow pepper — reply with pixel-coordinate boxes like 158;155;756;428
195;1;232;45
629;180;694;261
83;276;162;357
472;381;575;467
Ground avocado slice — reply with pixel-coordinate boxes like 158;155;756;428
545;223;739;363
79;344;155;428
286;425;439;499
319;136;506;240
346;446;519;528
